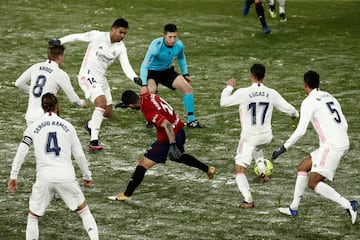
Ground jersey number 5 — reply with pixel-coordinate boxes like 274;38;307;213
46;132;61;156
326;101;341;123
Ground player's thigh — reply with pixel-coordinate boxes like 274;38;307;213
103;81;112;105
147;79;157;94
311;147;345;181
235;139;256;168
54;182;85;211
172;75;191;94
29;181;55;217
144;140;169;164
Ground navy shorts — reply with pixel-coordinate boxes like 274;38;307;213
144;129;186;163
148;66;179;90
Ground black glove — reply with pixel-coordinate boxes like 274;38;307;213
183;74;192;83
115;102;128;109
48;37;61;47
272;145;286;160
133;77;143;86
168;143;182;161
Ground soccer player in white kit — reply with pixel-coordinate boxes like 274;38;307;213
272;70;358;224
8;93;99;240
15;40;87;126
267;0;287;22
220;63;299;208
59;18;140;150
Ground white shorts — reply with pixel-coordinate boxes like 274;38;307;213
234;134;272;168
78;74;113;104
310;146;347;181
29;180;85;216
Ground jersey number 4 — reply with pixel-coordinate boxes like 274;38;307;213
248;102;269;125
46;132;61;156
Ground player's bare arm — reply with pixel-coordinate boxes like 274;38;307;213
161;119;176;144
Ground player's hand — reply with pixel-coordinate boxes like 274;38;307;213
183;74;192;84
115;102;128;109
8;179;18;193
168;143;183;161
48;37;61;47
272;145;286;160
140;86;149;94
133;77;143;86
227;78;236;87
83;179;93;187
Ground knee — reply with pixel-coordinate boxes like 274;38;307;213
75;201;87;213
28;211;40;218
103;110;112;119
308;181;316;190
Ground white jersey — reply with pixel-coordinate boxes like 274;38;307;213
60;30;138;85
15;60;83;124
284;89;349;150
10;112;92;182
221;83;299;142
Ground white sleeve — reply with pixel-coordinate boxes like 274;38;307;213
220;85;243;107
272;90;299;118
10;137;32;179
284;100;312;149
118;44;138;81
14;66;33;93
71;129;92;180
60;31;94;44
57;73;83;106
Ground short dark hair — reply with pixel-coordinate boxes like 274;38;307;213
47;45;65;60
112;18;129;28
121;90;140;106
42;92;58;112
304;70;320;89
250;63;265;80
164;23;177;33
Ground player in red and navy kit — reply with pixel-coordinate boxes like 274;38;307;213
107;90;216;201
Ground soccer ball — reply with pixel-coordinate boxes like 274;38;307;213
254;159;273;176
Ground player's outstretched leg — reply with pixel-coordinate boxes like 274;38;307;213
255;2;271;34
243;0;255;16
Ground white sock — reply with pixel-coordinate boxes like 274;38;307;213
235;173;253;203
253;149;266;174
268;0;275;6
277;0;285;13
90;107;105;141
255;159;266;175
26;214;39;240
78;206;99;240
290;171;308;210
315;181;351;209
